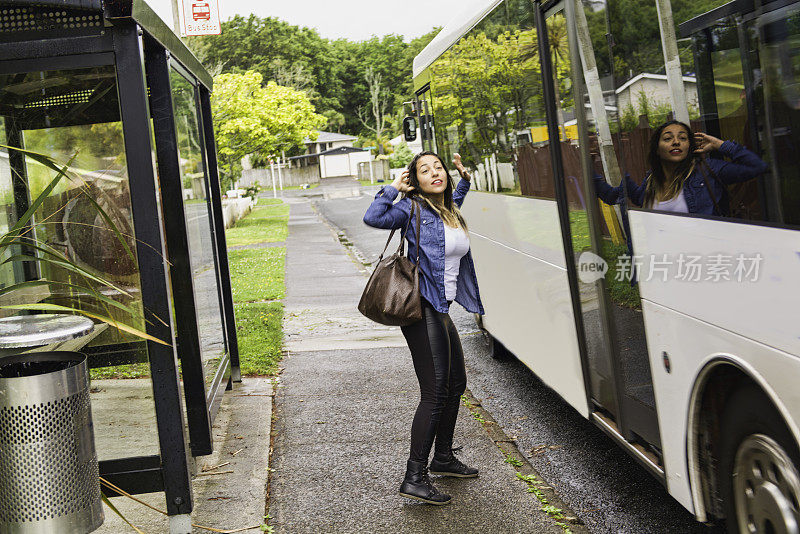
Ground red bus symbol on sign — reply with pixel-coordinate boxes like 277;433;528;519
192;3;211;21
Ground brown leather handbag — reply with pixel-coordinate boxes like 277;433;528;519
358;201;422;326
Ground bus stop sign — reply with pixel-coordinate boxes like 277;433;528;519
180;0;221;36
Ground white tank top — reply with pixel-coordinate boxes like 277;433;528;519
652;189;689;213
443;224;470;301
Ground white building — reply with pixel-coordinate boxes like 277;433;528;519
389;128;423;155
303;131;357;155
317;146;372;178
615;73;699;114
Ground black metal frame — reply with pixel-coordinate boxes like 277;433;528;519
145;41;214;457
0;0;241;520
112;20;194;515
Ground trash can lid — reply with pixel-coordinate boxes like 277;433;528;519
0;314;95;349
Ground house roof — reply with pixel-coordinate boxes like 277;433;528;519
303;131;358;144
288;153;319;161
288;146;367;161
317;146;368;156
614;73;697;95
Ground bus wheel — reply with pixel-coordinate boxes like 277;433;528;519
718;386;800;534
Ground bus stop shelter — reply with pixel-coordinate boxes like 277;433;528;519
0;0;240;530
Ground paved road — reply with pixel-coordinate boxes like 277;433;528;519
314;186;724;534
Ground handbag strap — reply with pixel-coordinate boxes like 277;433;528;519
377;200;421;266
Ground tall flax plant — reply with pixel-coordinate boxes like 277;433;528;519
0;144;168;346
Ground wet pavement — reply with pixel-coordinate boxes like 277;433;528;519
268;179;585;533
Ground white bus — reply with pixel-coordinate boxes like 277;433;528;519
409;0;800;531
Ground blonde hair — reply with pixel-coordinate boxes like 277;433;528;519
417;191;468;230
645;160;695;208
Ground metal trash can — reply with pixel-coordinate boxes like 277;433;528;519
0;315;102;533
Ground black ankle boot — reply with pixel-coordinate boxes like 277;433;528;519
398;460;452;505
429;448;479;478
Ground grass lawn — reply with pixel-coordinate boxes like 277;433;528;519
224;200;289;247
90;362;150;380
226;199;289;376
227;246;286;303
233;301;283;376
602;240;642;309
358;179;389;187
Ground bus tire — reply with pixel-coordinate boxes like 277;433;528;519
490;335;513;361
717;385;800;534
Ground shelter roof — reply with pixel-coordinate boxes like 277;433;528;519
5;0;212;89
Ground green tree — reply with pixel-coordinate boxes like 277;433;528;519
322;109;346;133
429;26;543;167
189;15;344;112
583;0;732;80
189;16;442;139
210;71;325;189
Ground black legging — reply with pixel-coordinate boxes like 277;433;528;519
400;299;467;464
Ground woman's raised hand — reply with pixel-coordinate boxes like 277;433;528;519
453;153;470;180
694;132;724;153
391;170;415;193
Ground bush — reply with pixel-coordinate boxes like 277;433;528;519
388;141;414;168
619;103;638;132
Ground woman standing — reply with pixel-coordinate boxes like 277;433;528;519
593;120;767;215
363;151;484;505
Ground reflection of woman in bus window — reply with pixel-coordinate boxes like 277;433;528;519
594;120;767;216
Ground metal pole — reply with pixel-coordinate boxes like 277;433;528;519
113;21;193;528
368;156;374;184
277;154;284;191
270;161;277;198
281;150;288;190
574;0;623;187
655;0;690;123
171;0;181;36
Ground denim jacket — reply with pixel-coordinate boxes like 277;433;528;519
363;179;485;315
593;141;768;215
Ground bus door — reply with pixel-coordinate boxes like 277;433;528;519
538;0;663;461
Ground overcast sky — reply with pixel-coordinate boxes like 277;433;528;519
150;0;467;41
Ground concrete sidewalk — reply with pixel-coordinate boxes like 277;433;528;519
268;196;585;533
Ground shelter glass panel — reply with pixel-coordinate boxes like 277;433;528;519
169;68;227;387
0;117;19;290
0;63;159;461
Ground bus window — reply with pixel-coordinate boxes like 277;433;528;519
759;6;800;226
425;0;550;198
